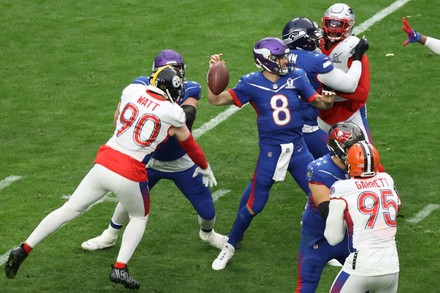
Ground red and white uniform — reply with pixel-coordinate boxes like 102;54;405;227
25;84;187;264
318;36;371;139
324;172;400;292
96;84;186;182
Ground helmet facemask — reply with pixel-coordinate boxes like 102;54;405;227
322;3;355;42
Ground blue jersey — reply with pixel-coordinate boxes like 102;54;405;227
303;153;348;237
230;69;317;145
287;50;333;126
133;76;201;162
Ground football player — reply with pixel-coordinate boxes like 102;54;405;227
282;16;368;159
81;49;228;252
295;122;365;293
325;141;400;292
402;17;440;54
318;3;374;144
207;37;335;271
4;66;217;289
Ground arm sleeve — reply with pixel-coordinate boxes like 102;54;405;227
177;133;208;169
181;105;197;128
317;61;362;93
425;36;440;55
336;55;370;102
324;199;347;246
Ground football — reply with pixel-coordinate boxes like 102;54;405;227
207;61;229;95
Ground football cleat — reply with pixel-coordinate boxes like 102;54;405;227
212;243;235;270
5;245;28;279
199;229;229;250
81;229;117;251
110;265;140;289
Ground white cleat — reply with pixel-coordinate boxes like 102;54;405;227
81;229;117;251
212;243;235;270
327;259;343;267
199;229;229;250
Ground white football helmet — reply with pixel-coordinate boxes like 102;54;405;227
322;3;355;42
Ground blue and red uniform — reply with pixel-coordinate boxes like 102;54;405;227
132;76;216;222
295;153;350;293
225;68;318;247
287;50;333;159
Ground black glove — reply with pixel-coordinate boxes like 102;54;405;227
352;36;369;61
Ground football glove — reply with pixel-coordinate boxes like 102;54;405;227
402;17;421;47
192;164;217;188
352;36;369;61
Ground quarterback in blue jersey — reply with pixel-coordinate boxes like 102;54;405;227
282;17;368;159
295;122;365;293
207;37;335;270
81;49;228;251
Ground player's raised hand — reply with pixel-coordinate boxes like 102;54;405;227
193;164;217;188
402;17;421;46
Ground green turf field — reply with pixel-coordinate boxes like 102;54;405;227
1;0;439;292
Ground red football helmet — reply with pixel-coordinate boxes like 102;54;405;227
347;141;380;178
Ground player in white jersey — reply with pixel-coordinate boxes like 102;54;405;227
81;49;227;252
4;66;217;289
319;3;374;144
324;141;401;293
402;17;440;55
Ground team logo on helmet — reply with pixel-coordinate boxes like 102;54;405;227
172;75;181;88
329;127;352;143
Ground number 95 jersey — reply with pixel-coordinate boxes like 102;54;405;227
329;172;400;276
106;84;186;162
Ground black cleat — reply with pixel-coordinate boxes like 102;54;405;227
5;245;28;279
110;265;140;289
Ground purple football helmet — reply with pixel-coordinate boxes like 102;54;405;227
253;37;290;75
152;49;186;77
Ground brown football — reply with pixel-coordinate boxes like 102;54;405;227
207;61;229;95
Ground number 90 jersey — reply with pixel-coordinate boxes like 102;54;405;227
106;84;186;162
329;172;400;275
229;68;317;145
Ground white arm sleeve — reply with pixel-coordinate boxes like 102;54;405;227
425;36;440;55
324;199;347;246
317;60;362;93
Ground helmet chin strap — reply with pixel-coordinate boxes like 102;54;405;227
165;89;175;103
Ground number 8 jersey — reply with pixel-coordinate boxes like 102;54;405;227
325;172;400;276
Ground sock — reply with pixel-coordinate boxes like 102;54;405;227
228;206;254;247
22;242;32;254
198;215;215;233
114;261;126;269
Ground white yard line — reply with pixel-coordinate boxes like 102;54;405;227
212;189;231;201
194;0;412;140
407;203;440;224
0;175;22;191
0;0;412;265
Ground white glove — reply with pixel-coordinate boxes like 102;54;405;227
192;164;217;188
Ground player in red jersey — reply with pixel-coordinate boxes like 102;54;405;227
4;66;216;289
318;3;373;144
